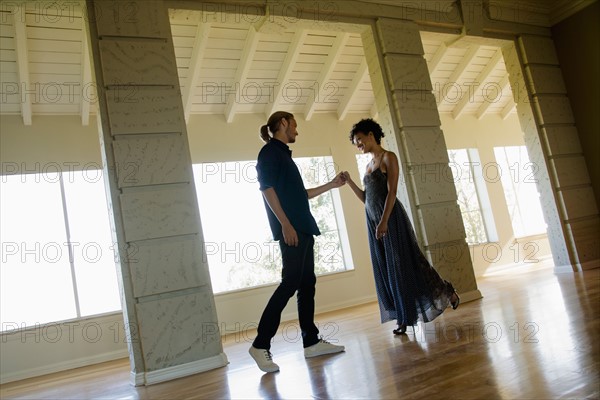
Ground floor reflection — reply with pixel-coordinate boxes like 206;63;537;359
258;373;282;400
480;266;598;399
2;266;598;400
306;361;331;398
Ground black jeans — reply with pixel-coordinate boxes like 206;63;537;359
252;232;320;350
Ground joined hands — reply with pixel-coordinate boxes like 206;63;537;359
330;172;348;188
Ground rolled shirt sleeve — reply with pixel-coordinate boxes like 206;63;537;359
256;147;278;191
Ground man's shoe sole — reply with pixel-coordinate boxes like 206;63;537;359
304;348;345;358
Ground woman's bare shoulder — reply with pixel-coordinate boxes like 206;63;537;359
382;150;398;166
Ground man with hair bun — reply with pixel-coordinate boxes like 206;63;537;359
249;111;346;373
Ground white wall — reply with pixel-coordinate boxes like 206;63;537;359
0;313;129;384
0;115;103;169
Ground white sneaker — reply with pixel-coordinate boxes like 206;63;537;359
304;338;345;358
249;346;280;373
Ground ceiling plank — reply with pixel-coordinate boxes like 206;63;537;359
225;26;260;123
452;49;502;119
476;74;509;119
264;29;307;119
80;24;92;126
475;49;503;86
304;33;350;121
338;58;368;121
13;16;32;125
440;45;479;106
183;22;211;123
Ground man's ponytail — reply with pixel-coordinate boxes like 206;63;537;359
260;111;294;143
259;124;271;143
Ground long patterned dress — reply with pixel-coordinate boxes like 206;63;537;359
364;167;455;326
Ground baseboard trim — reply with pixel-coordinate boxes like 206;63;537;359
458;289;483;303
0;349;129;385
132;353;229;386
554;264;577;274
578;259;600;271
131;370;145;386
281;295;378;324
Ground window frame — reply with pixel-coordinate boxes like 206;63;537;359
493;145;547;238
192;155;353;295
447;148;497;245
1;170;121;333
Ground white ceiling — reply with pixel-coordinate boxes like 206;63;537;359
0;0;591;126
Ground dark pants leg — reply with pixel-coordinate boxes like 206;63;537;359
252;232;320;350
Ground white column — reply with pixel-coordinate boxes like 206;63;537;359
504;35;599;271
85;0;227;385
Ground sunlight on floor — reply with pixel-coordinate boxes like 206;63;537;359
482;255;556;277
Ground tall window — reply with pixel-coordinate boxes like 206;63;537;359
448;149;495;245
494;146;547;237
62;171;121;316
192;156;351;294
1;169;120;332
295;157;348;276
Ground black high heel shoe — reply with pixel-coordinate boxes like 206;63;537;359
450;291;460;310
393;325;406;335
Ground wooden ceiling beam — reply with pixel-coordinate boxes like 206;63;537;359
80;24;92;126
303;33;350;121
440;45;479;106
183;22;211;123
264;29;307;119
501;97;516;120
337;58;367;121
225;26;260;123
428;42;447;75
370;102;378;119
452;49;502;119
13;16;32;125
476;72;509;120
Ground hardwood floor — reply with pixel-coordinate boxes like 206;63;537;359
1;265;599;399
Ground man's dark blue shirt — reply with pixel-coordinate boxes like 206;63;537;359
256;138;320;241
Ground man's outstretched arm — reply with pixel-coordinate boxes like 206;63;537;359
306;172;346;199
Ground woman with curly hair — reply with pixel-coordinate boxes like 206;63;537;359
342;118;460;335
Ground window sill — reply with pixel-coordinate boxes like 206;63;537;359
213;267;356;298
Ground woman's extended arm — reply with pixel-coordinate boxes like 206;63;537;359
342;171;365;203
